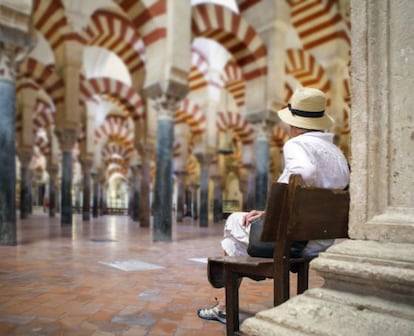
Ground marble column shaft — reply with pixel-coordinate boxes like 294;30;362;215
48;166;58;217
175;172;187;222
199;159;210;227
255;135;269;210
139;150;152;227
56;129;77;225
61;151;72;224
153;114;174;241
212;176;223;223
0;70;16;245
19;152;32;219
81;161;92;221
92;177;99;218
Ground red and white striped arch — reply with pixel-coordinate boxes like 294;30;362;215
80;77;145;120
33;0;72;51
35;133;50;156
192;3;267;81
289;0;350;50
101;142;134;162
216;111;254;145
175;98;206;136
115;0;166;47
17;58;64;109
94;115;134;147
33;97;55;132
82;9;146;77
188;47;210;92
285;49;330;92
221;60;245;108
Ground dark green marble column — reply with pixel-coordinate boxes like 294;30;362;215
80;159;92;221
139;147;152;228
190;184;199;220
0;65;17;245
197;154;211;227
131;165;141;222
153;113;174;241
56;129;77;225
61;151;72;224
212;176;223;223
175;171;187;222
255;134;269;210
92;175;99;218
18;151;32;219
48;165;58;217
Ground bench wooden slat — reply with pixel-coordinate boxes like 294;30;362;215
206;174;350;335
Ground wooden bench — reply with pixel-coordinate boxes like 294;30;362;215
207;174;350;335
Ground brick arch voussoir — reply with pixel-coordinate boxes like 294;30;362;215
192;3;267;81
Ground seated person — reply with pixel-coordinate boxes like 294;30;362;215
197;87;350;324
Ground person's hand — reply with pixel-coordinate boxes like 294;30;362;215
242;210;264;227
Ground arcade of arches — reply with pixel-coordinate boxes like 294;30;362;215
1;0;352;239
0;0;413;334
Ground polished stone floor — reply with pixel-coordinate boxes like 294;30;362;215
0;210;324;335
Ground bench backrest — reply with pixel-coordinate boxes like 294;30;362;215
261;174;350;246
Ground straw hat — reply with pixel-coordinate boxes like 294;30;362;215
277;87;334;130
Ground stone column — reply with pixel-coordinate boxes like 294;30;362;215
255;125;269;210
91;172;99;218
196;153;212;227
242;164;256;211
55;129;77;225
80;158;92;221
190;183;199;220
241;1;414;335
175;171;187;222
212;175;223;223
152;95;179;241
0;44;19;245
47;165;58;217
139;145;153;227
18;150;32;219
131;165;141;222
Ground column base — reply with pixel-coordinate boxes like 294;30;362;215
240;240;414;336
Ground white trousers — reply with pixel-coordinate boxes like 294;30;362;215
221;212;251;257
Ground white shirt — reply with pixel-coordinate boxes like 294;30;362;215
277;132;350;256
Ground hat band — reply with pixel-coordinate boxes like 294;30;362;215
288;104;324;118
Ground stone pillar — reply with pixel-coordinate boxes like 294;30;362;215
190;183;199;220
212;175;223;223
175;171;187;222
0;44;18;244
196;153;211;227
91;173;99;218
139;145;153;227
152;96;179;241
47;165;58;217
55;129;77;225
255;126;269;210
242;164;256;211
80;158;92;221
18;150;32;219
241;1;414;335
131;165;141;222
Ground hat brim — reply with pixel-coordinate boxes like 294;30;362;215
277;107;334;131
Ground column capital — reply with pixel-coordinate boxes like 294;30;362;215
17;149;32;167
0;42;25;81
55;128;78;152
79;157;93;173
153;93;181;118
195;153;214;166
47;164;59;177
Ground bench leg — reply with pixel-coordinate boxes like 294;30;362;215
225;268;240;336
297;261;310;294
